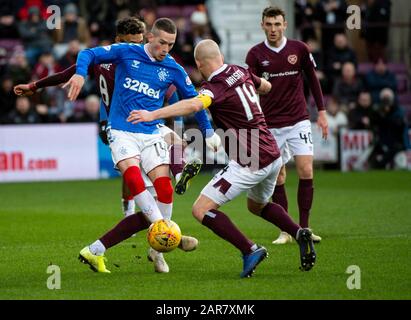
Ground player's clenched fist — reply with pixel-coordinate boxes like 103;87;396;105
14;83;36;96
62;74;85;101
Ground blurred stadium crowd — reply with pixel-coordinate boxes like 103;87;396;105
0;0;410;169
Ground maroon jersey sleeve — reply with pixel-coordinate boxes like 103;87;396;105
250;71;262;89
245;48;259;75
34;64;76;89
301;43;325;111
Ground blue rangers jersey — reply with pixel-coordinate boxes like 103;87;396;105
76;43;211;135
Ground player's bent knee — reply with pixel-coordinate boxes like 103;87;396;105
123;166;146;196
298;164;313;179
247;198;265;216
276;166;287;185
153;176;173;204
192;205;206;222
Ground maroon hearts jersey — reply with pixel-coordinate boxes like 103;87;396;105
199;64;280;170
246;38;324;128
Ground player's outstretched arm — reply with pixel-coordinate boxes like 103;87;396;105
128;97;205;124
14;64;77;96
62;74;85;101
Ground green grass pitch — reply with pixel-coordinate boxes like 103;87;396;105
0;170;410;300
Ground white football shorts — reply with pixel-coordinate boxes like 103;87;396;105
201;158;282;206
269;120;313;165
108;128;169;174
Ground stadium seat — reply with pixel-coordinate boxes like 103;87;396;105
396;73;410;94
388;63;409;74
399;92;411;105
0;39;23;60
357;63;373;75
157;6;182;18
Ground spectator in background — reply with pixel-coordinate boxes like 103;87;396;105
32;52;62;81
332;62;364;111
0;0;19;39
326;33;357;84
188;5;221;85
305;38;330;95
59;40;81;70
369;88;409;169
67;95;100;123
325;96;348;136
79;0;110;40
361;0;392;62
315;0;347;57
172;16;195;67
3;96;41;124
295;0;317;42
53;3;91;49
364;57;397;103
190;5;220;47
18;6;53;66
18;0;48;21
139;8;157;31
348;91;378;130
0;76;17;122
6;51;32;85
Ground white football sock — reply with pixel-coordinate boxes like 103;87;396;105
157;201;173;220
89;240;106;256
134;190;163;223
175;172;182;183
122;199;135;217
250;244;258;252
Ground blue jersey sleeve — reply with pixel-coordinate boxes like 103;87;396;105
194;109;213;137
76;44;127;77
99;99;108;122
172;65;198;99
171;66;214;137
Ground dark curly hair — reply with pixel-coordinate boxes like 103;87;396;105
116;17;145;36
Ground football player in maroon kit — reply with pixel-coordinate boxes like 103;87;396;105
128;39;316;278
246;6;328;244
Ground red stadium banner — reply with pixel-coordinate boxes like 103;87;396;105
0;124;99;182
340;129;374;172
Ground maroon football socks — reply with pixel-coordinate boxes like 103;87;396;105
260;202;300;238
272;184;288;212
202;209;254;255
298;179;313;228
100;211;150;249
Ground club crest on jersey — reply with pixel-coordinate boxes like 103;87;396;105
288;54;298;65
157;68;169;82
